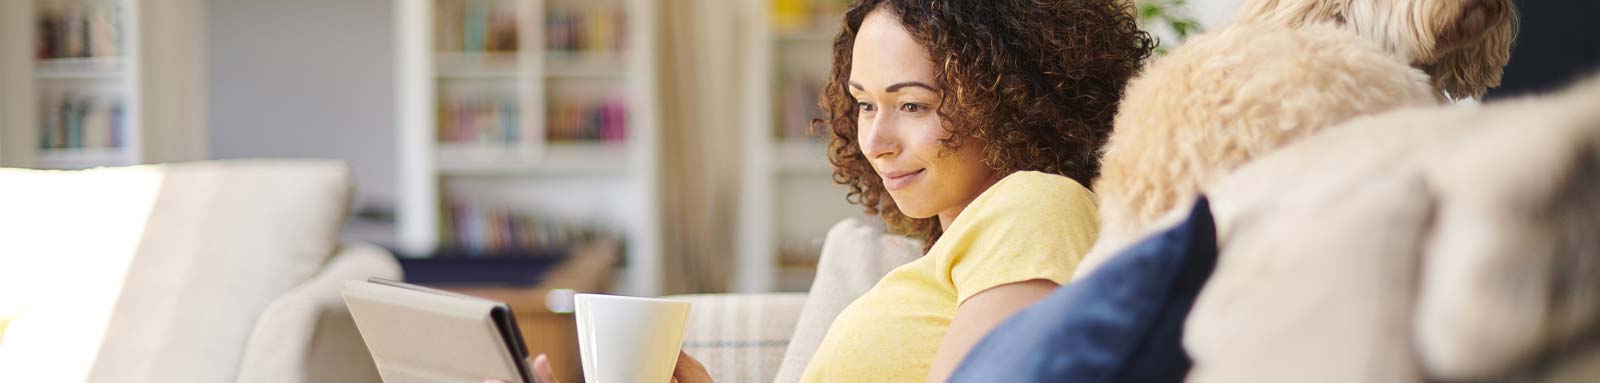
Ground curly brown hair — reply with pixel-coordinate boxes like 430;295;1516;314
819;0;1155;249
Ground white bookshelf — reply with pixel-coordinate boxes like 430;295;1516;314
737;0;860;293
395;0;662;296
0;0;206;170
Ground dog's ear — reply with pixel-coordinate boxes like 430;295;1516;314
1425;1;1516;100
1234;0;1346;27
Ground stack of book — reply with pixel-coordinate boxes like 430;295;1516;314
546;93;626;143
441;198;610;257
435;0;520;53
544;4;626;54
778;73;824;140
437;94;525;145
40;93;125;150
36;2;127;60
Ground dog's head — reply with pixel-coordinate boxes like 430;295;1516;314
1235;0;1516;99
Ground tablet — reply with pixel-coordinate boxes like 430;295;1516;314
342;277;534;383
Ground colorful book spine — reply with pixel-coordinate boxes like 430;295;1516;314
437;93;522;145
39;93;125;150
436;0;519;53
544;5;627;54
36;3;126;59
441;197;606;256
546;93;627;143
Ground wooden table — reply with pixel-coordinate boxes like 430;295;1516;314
438;240;619;383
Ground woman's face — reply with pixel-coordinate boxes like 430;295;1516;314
849;9;997;226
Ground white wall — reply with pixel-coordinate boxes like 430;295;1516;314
1191;0;1243;29
207;0;396;244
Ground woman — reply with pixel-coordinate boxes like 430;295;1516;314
519;0;1152;381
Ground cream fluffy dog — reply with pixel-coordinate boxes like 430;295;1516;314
1088;0;1515;253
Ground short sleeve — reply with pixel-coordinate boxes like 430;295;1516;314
938;172;1100;305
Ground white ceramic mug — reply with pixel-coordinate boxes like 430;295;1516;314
573;294;691;383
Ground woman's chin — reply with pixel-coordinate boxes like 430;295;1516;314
889;197;939;219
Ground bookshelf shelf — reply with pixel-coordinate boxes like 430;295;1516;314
436;142;627;175
398;0;661;296
737;0;857;293
0;0;206;170
36;147;135;169
434;52;520;78
543;51;627;79
33;57;126;79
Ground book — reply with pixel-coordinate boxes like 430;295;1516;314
39;93;124;150
37;3;126;59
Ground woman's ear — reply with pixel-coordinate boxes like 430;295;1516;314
1424;2;1516;100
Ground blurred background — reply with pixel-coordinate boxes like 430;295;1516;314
0;0;1593;298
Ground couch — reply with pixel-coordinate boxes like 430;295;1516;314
672;75;1600;382
0;159;397;383
674;217;920;383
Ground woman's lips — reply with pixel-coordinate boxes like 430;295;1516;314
881;169;925;191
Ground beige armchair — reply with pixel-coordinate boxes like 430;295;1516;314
0;160;396;383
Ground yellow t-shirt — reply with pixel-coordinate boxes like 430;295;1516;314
798;171;1099;382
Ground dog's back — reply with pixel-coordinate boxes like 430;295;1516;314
1088;22;1439;257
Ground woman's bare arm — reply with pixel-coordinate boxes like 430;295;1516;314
925;279;1059;383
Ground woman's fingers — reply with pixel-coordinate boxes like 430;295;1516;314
532;354;559;383
672;351;714;383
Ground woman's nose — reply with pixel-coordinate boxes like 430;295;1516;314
860;114;899;159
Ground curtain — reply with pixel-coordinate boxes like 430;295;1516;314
653;0;749;294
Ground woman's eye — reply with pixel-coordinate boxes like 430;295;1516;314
857;101;876;112
900;103;926;113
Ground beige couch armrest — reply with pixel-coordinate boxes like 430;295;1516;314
669;293;806;383
235;241;401;383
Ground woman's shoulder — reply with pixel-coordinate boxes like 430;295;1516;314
943;171;1098;238
935;171;1101;296
971;171;1096;216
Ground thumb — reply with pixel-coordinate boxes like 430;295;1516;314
533;354;559;383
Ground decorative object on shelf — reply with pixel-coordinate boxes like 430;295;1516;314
769;0;848;34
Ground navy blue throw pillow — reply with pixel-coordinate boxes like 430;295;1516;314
948;196;1218;383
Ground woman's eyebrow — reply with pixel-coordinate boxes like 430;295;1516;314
849;81;936;93
885;81;936;93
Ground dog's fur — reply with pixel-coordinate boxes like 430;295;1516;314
1089;0;1515;253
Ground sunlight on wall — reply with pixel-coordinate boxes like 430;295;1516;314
0;167;162;381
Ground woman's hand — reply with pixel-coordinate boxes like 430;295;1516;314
670;350;714;383
482;354;558;383
486;351;714;383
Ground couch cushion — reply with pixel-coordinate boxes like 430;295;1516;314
948;197;1217;383
1185;75;1600;383
1183;106;1456;382
674;293;807;383
0;160;353;382
0;166;165;381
